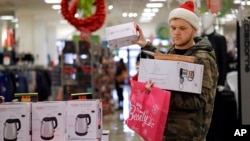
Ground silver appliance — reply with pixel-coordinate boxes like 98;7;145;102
179;68;194;89
98;108;101;129
75;114;91;136
40;117;58;140
3;118;21;141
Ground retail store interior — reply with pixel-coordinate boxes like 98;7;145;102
0;0;249;141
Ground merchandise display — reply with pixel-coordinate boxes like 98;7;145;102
66;100;102;140
0;102;31;141
0;100;107;141
0;0;245;140
32;101;66;141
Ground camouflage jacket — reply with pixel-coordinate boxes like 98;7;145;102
142;37;219;141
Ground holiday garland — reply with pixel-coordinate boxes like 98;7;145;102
60;0;106;32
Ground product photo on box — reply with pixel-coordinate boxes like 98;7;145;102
0;102;31;141
66;100;102;140
138;58;204;94
31;101;66;141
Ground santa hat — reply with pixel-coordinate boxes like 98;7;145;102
168;0;199;30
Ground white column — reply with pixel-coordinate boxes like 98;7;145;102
16;14;35;53
46;26;58;63
0;21;8;48
34;19;48;66
16;13;49;66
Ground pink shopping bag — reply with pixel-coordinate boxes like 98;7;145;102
125;78;171;141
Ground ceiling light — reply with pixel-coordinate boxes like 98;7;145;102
139;19;152;23
128;13;137;18
139;16;153;22
60;20;68;24
15;24;19;29
241;1;250;5
144;8;152;13
140;16;153;20
52;5;61;10
44;0;61;4
142;12;156;17
152;8;159;12
233;0;241;4
0;15;14;20
11;18;18;23
146;3;163;8
108;5;113;10
122;12;128;17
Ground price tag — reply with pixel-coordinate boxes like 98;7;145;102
21;95;31;102
14;93;38;102
70;93;92;100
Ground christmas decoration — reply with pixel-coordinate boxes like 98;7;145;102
61;0;106;33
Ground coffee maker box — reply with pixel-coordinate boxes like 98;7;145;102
138;58;204;94
0;102;31;141
105;22;137;49
66;100;103;140
31;101;66;141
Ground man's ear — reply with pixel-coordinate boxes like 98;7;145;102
192;28;197;36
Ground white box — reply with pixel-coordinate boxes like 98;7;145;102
105;22;137;49
32;101;66;141
66;100;102;140
138;58;204;94
0;102;31;141
66;139;99;141
101;130;110;141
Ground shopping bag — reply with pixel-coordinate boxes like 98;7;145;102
125;78;171;141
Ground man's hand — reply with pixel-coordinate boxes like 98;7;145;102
132;24;147;48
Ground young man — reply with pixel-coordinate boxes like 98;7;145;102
134;0;219;140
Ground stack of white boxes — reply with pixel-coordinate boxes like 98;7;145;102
0;99;107;141
0;102;31;141
105;22;137;49
32;101;66;141
66;100;103;141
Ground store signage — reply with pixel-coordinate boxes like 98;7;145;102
239;19;250;125
243;22;250;72
14;93;38;102
70;93;92;100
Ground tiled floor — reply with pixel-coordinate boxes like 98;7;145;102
102;85;143;141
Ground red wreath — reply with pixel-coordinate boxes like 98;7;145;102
60;0;106;32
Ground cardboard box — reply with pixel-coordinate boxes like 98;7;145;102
66;100;102;140
105;22;137;49
0;102;31;141
32;101;66;141
138;58;204;94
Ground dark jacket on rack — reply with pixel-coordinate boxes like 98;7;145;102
141;37;219;141
202;31;228;86
36;69;51;101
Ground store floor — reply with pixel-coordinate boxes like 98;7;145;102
102;85;143;141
